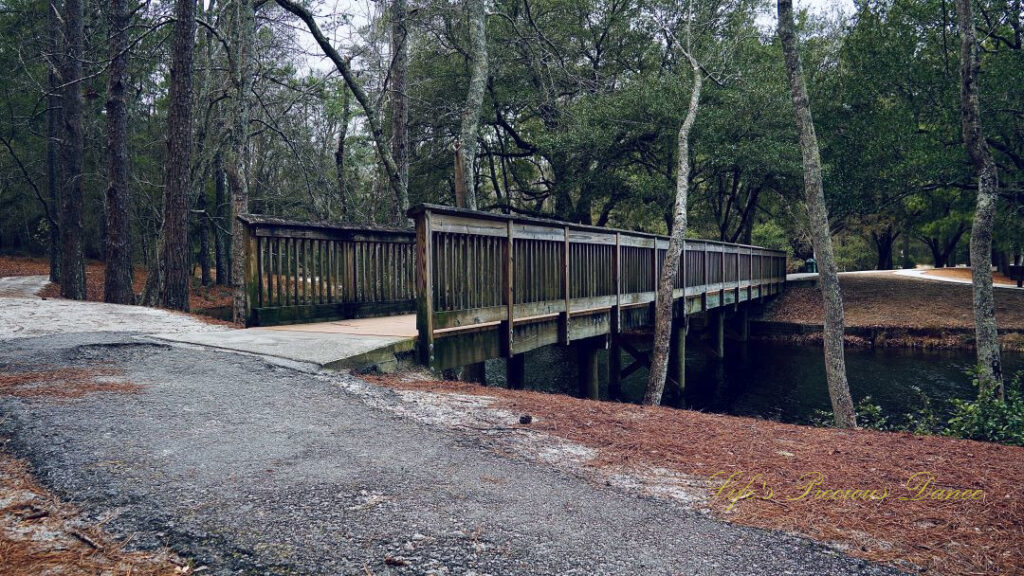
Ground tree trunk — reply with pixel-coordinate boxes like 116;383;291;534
455;0;487;210
197;178;212;286
390;0;410;222
644;52;702;406
58;0;86;299
103;0;134;304
871;228;897;271
335;85;350;219
214;153;229;285
956;0;1003;394
778;0;856;428
46;0;61;283
158;0;198;311
225;0;253;322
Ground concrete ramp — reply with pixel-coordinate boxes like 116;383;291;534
153;314;417;371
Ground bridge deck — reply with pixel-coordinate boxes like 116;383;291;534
155;315;416;371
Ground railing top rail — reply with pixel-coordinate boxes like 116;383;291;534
408;204;786;255
238;214;415;238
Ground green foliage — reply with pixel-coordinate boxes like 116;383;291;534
944;372;1024;447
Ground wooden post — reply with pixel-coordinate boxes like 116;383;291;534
671;321;686;393
243;222;259;325
702;243;709;312
577;338;600;400
507;354;526;390
609;232;622;400
715;310;725;358
415;210;435;367
739;307;749;342
562;225;571;345
505;219;515;356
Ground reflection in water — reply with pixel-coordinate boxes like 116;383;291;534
485;341;1024;425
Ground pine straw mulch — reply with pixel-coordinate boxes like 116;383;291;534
0;255;239;327
763;274;1024;331
0;367;141;399
367;376;1024;576
0;452;191;575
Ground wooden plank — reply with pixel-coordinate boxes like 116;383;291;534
415;211;435;366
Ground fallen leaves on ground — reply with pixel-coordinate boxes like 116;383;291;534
0;366;141;399
369;375;1024;576
0;452;191;575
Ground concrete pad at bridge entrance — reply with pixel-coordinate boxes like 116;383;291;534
152;314;417;371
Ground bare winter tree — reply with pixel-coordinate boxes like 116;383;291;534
777;0;855;428
955;0;1003;395
275;0;407;223
104;0;135;304
390;0;410;221
159;0;198;311
454;0;487;210
644;48;702;406
58;0;86;299
225;0;254;322
335;85;351;219
45;0;61;283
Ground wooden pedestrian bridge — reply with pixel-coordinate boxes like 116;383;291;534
235;205;786;389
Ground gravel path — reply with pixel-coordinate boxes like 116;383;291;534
0;331;902;576
0;275;48;297
0;296;225;340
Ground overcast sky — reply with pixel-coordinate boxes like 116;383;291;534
294;0;858;75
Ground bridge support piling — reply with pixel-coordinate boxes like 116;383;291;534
507;354;526;390
608;337;622;400
739;308;749;342
671;322;687;393
715;312;725;358
576;339;601;400
461;362;486;384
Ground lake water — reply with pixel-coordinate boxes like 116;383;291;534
485;340;1024;425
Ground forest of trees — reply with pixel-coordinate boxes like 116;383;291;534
0;0;1020;323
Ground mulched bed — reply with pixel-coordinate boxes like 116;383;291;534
763;274;1024;330
369;375;1024;576
0;255;238;327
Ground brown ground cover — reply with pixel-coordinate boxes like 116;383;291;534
0;366;191;574
0;452;190;575
0;255;237;326
368;375;1024;576
763;273;1024;330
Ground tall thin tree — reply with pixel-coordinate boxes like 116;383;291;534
158;0;198;311
45;0;61;283
644;48;702;406
955;0;1003;394
390;0;410;221
224;0;254;321
104;0;135;304
58;0;86;299
454;0;487;210
777;0;855;428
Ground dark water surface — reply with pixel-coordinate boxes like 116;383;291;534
485;341;1024;425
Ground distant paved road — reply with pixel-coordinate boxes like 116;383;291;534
0;328;902;576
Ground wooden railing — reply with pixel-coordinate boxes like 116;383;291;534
411;205;787;369
239;215;417;326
